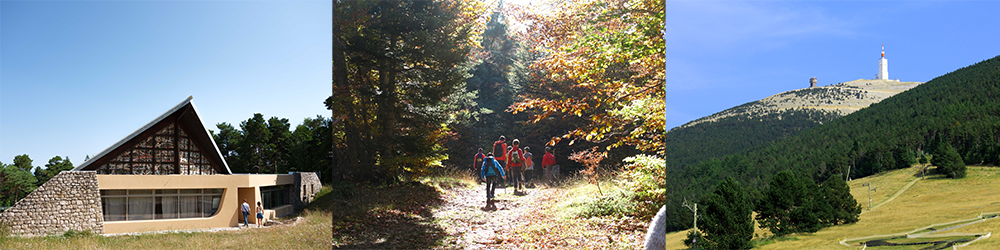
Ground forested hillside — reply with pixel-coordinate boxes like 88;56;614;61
664;109;838;167
664;79;920;168
663;55;1000;232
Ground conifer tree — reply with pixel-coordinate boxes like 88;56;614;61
700;177;754;249
932;142;966;178
821;175;861;225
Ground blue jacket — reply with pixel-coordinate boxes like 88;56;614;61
481;157;505;179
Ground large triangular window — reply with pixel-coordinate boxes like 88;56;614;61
95;121;217;175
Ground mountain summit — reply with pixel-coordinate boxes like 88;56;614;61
664;79;922;168
679;79;923;129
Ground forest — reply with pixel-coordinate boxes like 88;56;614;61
662;55;1000;234
330;0;664;191
329;0;666;248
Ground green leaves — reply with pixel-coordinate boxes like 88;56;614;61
0;159;38;207
931;142;966;178
700;177;754;250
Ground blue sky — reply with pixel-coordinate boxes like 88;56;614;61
1;1;332;168
664;1;1000;130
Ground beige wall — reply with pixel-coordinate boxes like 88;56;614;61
97;174;295;234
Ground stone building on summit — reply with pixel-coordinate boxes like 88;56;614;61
0;97;321;236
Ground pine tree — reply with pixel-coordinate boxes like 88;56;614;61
756;171;800;236
932;142;966;178
822;175;861;225
700;177;754;249
755;171;830;235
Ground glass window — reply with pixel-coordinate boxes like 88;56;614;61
99;188;224;221
96;122;217;175
102;190;127;196
102;197;127;221
179;189;201;194
162;196;178;219
129;190;153;195
129;197;154;220
260;185;290;209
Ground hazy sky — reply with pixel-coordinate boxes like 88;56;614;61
664;1;1000;130
1;1;332;167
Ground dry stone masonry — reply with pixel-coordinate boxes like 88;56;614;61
292;172;322;211
0;171;103;236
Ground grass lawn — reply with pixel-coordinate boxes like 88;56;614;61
665;165;1000;249
0;185;333;250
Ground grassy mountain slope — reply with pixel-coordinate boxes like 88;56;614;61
662;55;1000;232
665;166;1000;249
665;79;922;168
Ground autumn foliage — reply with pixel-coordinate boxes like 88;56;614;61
509;0;665;154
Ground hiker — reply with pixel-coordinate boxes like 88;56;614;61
542;147;558;185
523;146;535;188
480;152;506;207
473;148;486;184
256;201;265;227
240;199;251;227
506;139;527;193
492;136;508;184
506;145;514;186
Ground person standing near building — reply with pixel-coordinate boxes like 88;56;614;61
473;148;486;184
480;153;505;209
523;146;535;188
240;199;251;227
506;139;527;193
256;201;265;227
542;147;557;185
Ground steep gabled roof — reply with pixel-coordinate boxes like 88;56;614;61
72;96;232;174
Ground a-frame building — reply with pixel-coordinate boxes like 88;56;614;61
0;97;321;236
73;96;231;175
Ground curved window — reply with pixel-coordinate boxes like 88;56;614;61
101;188;224;221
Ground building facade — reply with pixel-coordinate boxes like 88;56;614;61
0;97;321;236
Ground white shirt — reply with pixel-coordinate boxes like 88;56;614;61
241;202;250;213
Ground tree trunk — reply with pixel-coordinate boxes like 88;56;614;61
332;0;360;181
376;36;399;182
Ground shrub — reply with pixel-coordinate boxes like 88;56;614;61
616;154;666;221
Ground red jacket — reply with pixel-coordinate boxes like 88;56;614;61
473;152;486;170
506;147;527;167
492;141;507;161
542;152;556;168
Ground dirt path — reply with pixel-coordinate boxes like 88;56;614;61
430;182;559;249
865;176;920;213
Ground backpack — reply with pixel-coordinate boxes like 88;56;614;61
510;149;521;164
485;158;502;175
493;142;505;158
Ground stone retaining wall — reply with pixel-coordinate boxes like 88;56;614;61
0;171;103;236
292;172;322;211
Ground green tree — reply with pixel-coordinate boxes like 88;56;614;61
932;142;966;178
755;171;829;236
790;177;830;234
33;156;74;186
821;175;861;225
446;2;529;169
289;116;333;183
213;122;244;170
332;0;480;182
700;177;754;249
0;160;37;207
13;154;33;172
